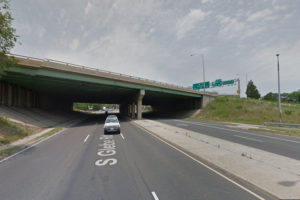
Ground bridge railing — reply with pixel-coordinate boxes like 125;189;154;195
8;53;200;93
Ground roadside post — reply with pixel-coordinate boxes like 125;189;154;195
276;54;282;123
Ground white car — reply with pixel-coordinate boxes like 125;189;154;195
104;116;120;134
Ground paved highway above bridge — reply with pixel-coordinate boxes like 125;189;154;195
0;54;216;119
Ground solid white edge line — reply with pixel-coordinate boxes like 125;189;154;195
174;119;300;144
234;135;263;142
120;133;125;140
151;191;159;200
0;128;65;164
84;134;90;143
136;123;265;200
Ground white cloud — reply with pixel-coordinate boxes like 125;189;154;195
84;2;92;15
202;0;214;4
37;26;46;38
243;27;265;38
176;9;210;39
217;15;246;39
247;9;274;22
9;0;300;94
244;40;300;94
70;39;80;51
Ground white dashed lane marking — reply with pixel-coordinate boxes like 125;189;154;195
151;191;159;200
84;134;90;143
120;133;125;140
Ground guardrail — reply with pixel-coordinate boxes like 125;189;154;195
8;53;202;93
263;122;300;127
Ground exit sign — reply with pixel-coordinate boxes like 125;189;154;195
193;79;235;90
193;82;210;90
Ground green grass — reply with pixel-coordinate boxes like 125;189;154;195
0;145;22;158
34;127;63;141
191;96;300;125
0;117;35;146
0;127;63;160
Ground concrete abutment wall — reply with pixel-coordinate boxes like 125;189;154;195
0;80;39;108
0;80;73;111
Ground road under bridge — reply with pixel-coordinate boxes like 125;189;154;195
0;55;216;119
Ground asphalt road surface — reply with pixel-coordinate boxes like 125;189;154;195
0;116;273;200
157;118;300;160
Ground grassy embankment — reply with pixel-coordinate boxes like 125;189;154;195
191;96;300;137
0;116;63;159
0;117;35;158
0;117;35;146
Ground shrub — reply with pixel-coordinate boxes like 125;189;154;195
236;105;243;110
284;110;292;115
209;105;216;110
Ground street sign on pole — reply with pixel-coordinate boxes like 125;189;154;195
193;81;210;90
193;79;236;90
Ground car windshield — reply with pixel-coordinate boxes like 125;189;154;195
105;118;118;123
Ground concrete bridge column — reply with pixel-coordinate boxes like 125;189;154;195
26;90;32;108
0;81;4;104
17;86;23;107
201;95;216;108
131;102;136;119
136;90;145;120
7;84;13;106
13;85;20;106
128;104;131;117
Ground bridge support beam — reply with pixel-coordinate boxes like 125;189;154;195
131;102;135;119
128;89;145;120
201;95;215;108
136;90;145;120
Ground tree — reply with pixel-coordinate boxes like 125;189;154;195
288;90;300;103
246;80;261;99
0;0;18;71
263;92;277;101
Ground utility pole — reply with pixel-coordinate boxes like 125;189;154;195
202;54;205;93
276;54;282;123
190;53;206;93
237;78;241;97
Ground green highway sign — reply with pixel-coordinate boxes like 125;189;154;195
211;79;235;87
193;81;210;90
193;79;235;90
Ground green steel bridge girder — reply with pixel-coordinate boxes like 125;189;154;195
1;66;202;105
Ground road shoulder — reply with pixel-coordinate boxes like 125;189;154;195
133;119;300;199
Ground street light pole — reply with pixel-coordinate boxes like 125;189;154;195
276;54;282;123
202;54;205;93
191;54;206;93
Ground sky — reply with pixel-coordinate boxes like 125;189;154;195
9;0;300;96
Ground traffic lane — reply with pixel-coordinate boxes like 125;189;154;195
157;119;300;160
181;119;300;144
120;121;266;200
57;121;153;200
0;117;271;200
0;118;100;200
186;119;300;143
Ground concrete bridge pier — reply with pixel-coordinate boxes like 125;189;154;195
126;89;145;120
0;80;40;108
136;90;145;120
131;102;135;119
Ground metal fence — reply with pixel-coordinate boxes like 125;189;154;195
263;122;300;127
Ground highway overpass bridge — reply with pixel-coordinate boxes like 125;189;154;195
0;54;216;119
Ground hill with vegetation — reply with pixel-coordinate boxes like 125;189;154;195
191;96;300;125
0;117;35;146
